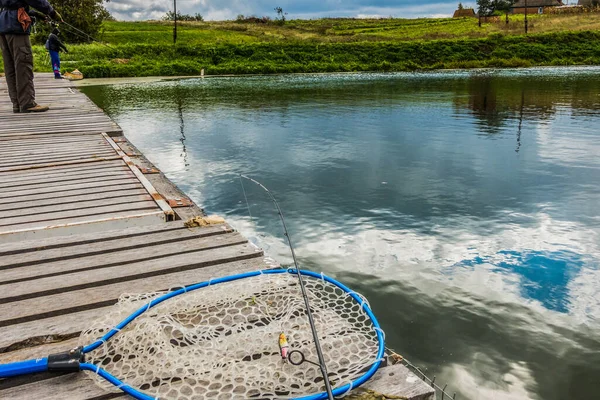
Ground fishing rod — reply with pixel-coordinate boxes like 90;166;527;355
55;20;114;49
240;175;335;400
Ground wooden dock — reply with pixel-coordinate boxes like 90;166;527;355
0;74;435;399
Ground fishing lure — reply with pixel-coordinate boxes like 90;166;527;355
279;333;290;361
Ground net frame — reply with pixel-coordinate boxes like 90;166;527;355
80;268;386;400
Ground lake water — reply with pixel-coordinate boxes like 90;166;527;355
82;67;600;400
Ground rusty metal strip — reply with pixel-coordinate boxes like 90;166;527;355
139;167;160;174
101;133;175;222
0;156;122;174
167;198;194;208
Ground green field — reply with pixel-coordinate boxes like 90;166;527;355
5;13;600;78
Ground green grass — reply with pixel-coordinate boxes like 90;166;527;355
2;14;599;78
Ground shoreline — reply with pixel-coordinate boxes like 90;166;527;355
73;64;600;86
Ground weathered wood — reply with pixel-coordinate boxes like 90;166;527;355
0;194;153;219
0;233;249;302
0;221;194;255
0;211;168;244
0;255;265;340
0;151;118;168
0;183;145;205
0;200;159;228
0;209;166;237
0;156;123;173
0;231;248;285
0;173;136;193
0;189;150;212
0;243;262;327
0;168;133;188
0;224;230;269
0;144;113;159
0;159;125;178
0;177;141;199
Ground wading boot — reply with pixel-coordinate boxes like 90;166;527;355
12;107;20;113
22;103;49;113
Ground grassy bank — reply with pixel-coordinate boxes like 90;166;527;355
5;13;600;78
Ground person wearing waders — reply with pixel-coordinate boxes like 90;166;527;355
46;27;66;79
0;0;63;113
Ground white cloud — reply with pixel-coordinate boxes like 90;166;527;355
105;0;459;21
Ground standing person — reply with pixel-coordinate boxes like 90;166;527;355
0;0;62;113
45;27;67;79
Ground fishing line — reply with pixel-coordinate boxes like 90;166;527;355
58;21;115;49
239;174;335;400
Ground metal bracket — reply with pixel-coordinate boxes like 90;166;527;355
167;198;194;208
48;347;85;373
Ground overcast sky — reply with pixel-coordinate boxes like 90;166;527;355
105;0;473;21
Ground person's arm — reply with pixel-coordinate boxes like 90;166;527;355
25;0;59;20
59;40;68;53
28;9;47;21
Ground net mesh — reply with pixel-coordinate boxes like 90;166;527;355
79;272;380;399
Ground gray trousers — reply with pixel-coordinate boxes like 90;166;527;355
0;34;36;110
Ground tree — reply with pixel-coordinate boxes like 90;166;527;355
163;11;203;21
32;0;111;44
458;2;465;10
477;0;494;16
274;6;287;25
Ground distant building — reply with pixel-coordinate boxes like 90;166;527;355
453;8;477;17
512;0;564;14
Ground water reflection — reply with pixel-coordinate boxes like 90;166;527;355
175;83;189;167
81;67;600;400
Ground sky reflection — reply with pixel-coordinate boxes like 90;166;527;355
82;67;600;399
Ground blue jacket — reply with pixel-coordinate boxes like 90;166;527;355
0;0;56;35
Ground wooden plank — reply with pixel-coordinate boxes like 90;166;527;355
1;170;134;189
0;134;104;146
0;188;153;213
0;116;116;128
0;228;239;283
0;211;167;244
0;138;107;151
0;151;118;168
0;177;140;199
0;165;128;184
0;373;112;400
0;167;132;188
0;123;120;134
0;156;123;173
0;258;267;353
0;209;165;236
0;172;136;193
0;140;111;154
0;183;145;205
0;251;264;327
0;233;249;302
0;222;198;255
0;201;159;229
0;193;153;219
0;224;230;269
